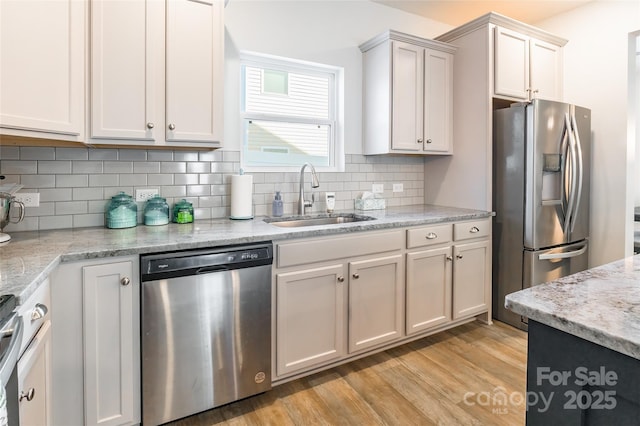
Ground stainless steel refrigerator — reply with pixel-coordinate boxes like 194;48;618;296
493;99;591;330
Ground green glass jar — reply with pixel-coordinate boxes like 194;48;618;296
173;199;194;224
144;195;169;226
105;191;137;229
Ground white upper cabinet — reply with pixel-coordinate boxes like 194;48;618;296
361;31;455;155
90;0;224;148
0;0;85;141
494;25;564;101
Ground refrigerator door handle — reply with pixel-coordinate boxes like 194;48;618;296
538;244;587;260
563;113;578;237
570;112;584;233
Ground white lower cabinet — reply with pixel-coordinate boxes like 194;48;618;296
276;264;347;377
51;256;140;426
452;239;491;319
274;219;491;382
348;255;404;353
406;246;453;335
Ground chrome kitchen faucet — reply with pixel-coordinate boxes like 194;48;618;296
298;163;320;215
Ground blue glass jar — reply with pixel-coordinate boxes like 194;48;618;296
144;195;169;226
105;192;137;229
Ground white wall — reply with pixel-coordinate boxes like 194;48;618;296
535;0;640;266
223;0;452;154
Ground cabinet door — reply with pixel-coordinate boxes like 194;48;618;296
83;261;139;426
166;0;224;144
90;0;162;141
494;26;529;100
18;320;52;426
0;0;84;138
423;48;453;153
391;41;424;152
530;38;562;101
406;247;452;334
276;264;346;377
348;254;404;353
453;240;491;319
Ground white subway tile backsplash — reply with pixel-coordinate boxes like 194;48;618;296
1;160;38;174
133;162;160;174
148;174;174;186
88;149;118;160
4;148;424;231
104;161;134;174
73;161;103;174
20;147;55;160
39;161;72;174
89;174;119;187
0;147;20;160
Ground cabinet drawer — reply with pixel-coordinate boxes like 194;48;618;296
17;278;51;356
277;230;404;268
406;224;452;249
454;219;491;241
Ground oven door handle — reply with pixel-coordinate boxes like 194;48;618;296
0;313;24;386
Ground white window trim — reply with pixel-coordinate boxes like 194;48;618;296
239;51;344;173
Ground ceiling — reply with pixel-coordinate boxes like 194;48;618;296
372;0;593;27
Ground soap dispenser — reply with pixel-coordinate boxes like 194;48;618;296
272;191;284;217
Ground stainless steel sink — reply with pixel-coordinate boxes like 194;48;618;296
264;213;376;228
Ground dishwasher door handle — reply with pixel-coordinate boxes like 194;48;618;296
196;266;230;274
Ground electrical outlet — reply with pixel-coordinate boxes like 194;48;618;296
393;183;404;193
372;184;384;194
14;192;39;207
135;189;159;202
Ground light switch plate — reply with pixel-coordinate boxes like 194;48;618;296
372;184;384;194
393;183;404;193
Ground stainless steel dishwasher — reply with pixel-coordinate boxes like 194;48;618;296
140;242;273;425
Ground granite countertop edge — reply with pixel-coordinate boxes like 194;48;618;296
1;204;493;304
504;256;640;360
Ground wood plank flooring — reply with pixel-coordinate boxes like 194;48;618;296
170;321;527;426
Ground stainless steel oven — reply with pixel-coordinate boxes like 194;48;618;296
0;295;23;426
140;242;273;425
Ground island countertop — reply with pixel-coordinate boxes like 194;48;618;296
0;204;492;303
505;255;640;360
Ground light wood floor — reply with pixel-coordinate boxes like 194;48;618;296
171;321;528;426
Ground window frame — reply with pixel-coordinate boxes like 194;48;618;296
239;51;344;173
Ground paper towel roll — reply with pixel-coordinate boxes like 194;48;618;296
230;174;253;219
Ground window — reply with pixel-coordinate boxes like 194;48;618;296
240;52;344;171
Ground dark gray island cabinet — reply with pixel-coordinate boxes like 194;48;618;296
505;256;640;425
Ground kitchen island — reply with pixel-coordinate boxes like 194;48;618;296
505;256;640;424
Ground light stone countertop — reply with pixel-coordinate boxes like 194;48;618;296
0;204;492;304
505;255;640;360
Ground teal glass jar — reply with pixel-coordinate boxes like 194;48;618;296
105;192;137;229
143;195;169;226
173;199;194;224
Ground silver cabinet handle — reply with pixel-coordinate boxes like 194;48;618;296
352;273;360;279
168;123;176;130
31;303;48;322
146;122;154;129
426;139;432;144
337;276;344;283
120;277;131;286
19;388;35;402
446;255;453;261
417;139;423;144
456;254;463;260
470;226;480;233
426;232;438;240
